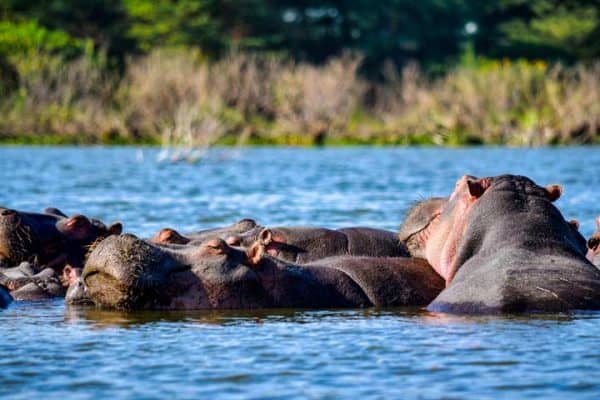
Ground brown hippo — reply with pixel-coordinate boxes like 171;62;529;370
0;207;122;274
398;197;447;259
226;226;409;263
79;234;443;310
150;218;259;245
587;216;600;267
419;174;600;314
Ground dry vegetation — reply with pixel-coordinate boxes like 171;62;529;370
1;50;599;145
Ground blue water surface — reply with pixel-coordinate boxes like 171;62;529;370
1;146;599;399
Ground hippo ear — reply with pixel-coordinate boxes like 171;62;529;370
596;216;600;230
568;219;580;230
107;222;123;236
259;229;273;245
545;184;562;202
466;178;490;199
247;242;265;267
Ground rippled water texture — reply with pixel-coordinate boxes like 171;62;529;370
1;147;600;399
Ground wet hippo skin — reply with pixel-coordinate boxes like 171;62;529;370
227;226;409;263
0;206;122;272
80;234;442;310
425;175;600;314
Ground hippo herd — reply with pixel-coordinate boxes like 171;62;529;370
2;174;600;314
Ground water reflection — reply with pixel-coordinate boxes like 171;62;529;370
63;303;589;329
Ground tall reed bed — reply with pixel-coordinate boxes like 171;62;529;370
0;50;598;145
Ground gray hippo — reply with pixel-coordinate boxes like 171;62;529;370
79;234;443;310
150;218;259;245
0;207;122;274
225;226;409;262
416;174;600;314
398;197;447;259
587;216;600;267
0;261;79;300
152;220;409;263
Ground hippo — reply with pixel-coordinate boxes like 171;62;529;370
419;174;600;314
80;234;443;310
0;260;81;300
587;216;600;267
225;226;410;263
0;265;65;300
150;218;259;245
398;197;447;259
0;207;122;274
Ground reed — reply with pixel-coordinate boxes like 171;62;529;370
0;49;598;146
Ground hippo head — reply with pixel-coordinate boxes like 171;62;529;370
398;197;447;259
0;208;39;267
56;214;122;245
587;217;600;267
424;175;565;284
82;234;266;310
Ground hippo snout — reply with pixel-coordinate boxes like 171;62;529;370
83;234;178;309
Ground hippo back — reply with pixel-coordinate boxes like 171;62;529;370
429;175;600;313
338;228;409;258
314;256;444;307
273;227;349;264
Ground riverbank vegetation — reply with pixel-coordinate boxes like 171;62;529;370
1;1;599;146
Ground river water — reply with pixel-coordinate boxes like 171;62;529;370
1;147;599;399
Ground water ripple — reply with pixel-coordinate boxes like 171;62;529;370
1;147;600;399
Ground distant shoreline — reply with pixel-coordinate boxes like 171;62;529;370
0;134;598;147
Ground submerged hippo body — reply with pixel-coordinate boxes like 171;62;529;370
150;218;259;245
0;207;122;272
228;226;409;263
81;234;442;310
423;175;600;314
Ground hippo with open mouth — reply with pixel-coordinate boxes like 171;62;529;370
415;174;600;314
78;234;443;310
